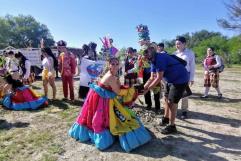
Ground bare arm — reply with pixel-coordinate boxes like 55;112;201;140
144;72;155;89
148;71;163;90
144;71;163;92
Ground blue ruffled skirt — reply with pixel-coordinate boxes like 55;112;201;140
69;120;151;152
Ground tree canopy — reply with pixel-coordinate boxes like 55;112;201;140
0;15;55;48
217;0;241;32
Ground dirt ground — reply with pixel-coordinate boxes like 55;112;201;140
0;67;241;161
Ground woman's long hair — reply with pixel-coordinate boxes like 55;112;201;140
41;47;58;70
15;52;28;76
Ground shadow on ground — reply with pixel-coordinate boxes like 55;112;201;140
104;128;233;161
178;125;241;156
181;110;241;128
48;99;84;110
190;92;241;103
0;120;30;130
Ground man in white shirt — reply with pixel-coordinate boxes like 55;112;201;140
173;36;195;119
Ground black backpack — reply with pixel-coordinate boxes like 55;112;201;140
217;55;225;73
169;54;187;66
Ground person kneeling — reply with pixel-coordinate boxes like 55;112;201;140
1;74;48;110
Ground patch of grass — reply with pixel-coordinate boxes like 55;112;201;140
57;107;79;124
229;64;241;68
0;129;25;161
0;126;65;161
39;154;57;161
48;143;65;155
27;131;54;147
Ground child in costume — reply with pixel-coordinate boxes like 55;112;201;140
124;47;138;87
1;73;48;110
69;57;151;152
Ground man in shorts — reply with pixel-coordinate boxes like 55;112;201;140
144;46;189;134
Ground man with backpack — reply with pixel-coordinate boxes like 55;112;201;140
143;46;189;134
201;47;223;99
173;36;196;119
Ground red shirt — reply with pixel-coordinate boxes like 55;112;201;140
58;52;76;76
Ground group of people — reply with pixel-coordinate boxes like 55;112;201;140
1;50;35;85
68;23;223;151
0;24;224;152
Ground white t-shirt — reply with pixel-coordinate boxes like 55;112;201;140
42;57;54;72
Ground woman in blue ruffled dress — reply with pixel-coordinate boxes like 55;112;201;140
69;57;151;152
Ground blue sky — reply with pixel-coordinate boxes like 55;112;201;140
0;0;236;50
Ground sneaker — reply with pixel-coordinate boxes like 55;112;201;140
181;111;188;119
146;105;152;110
161;124;177;134
154;108;160;114
70;100;75;103
200;95;208;98
218;94;222;99
0;119;7;125
159;117;169;126
62;98;68;101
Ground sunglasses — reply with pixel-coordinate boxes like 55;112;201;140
111;63;119;66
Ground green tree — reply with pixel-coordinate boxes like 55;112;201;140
0;14;55;48
192;36;229;63
164;30;241;64
189;30;222;48
164;30;222;50
227;35;241;64
217;0;241;31
117;47;126;61
0;17;11;47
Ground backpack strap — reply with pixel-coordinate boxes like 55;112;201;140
168;54;187;67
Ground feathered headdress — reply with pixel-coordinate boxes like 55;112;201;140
99;36;118;57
